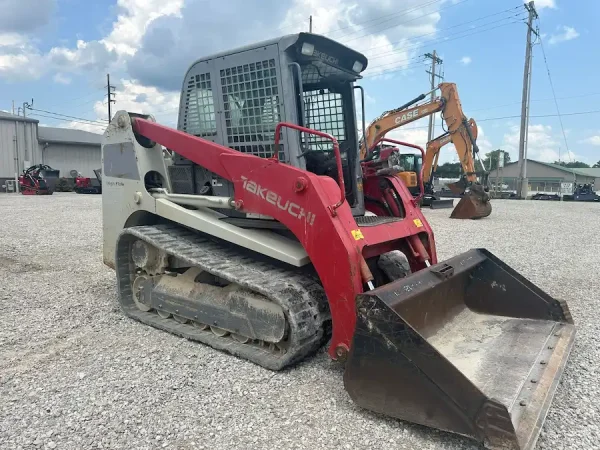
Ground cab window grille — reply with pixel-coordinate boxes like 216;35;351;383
220;59;283;159
302;88;346;152
183;73;216;137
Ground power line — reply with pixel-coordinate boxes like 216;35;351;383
277;0;446;34
28;113;107;129
330;5;526;77
470;92;600;113
359;4;523;57
366;12;526;60
360;19;523;77
392;109;600;131
537;17;571;162
67;97;103;110
362;61;429;78
336;0;468;43
55;88;104;105
326;0;446;37
25;107;107;125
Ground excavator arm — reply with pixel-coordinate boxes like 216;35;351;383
362;83;482;182
360;82;491;219
361;97;444;158
422;118;478;189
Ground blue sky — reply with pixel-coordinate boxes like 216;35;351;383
1;0;597;165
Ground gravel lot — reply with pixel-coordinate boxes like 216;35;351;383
1;194;598;450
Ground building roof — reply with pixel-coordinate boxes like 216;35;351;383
0;110;39;124
568;167;600;177
38;126;102;146
503;159;600;177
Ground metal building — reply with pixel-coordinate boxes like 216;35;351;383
0;111;102;190
38;127;102;178
0;112;41;188
489;159;600;195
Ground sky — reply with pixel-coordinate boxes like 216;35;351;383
0;0;598;165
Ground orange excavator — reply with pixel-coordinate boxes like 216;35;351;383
360;82;491;219
420;118;481;209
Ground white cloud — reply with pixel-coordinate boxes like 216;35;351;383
0;0;182;81
0;43;44;80
280;0;443;78
475;124;493;155
460;56;471;65
580;135;600;146
48;40;115;71
53;73;71;85
530;0;556;9
549;26;579;45
502;123;581;163
59;79;180;132
386;127;429;150
1;0;446;86
102;0;184;57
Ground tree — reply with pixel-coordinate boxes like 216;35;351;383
553;160;590;168
593;160;600;168
483;149;511;171
435;162;462;178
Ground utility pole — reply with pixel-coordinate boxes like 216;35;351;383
309;15;313;32
424;51;443;142
22;99;33;118
106;74;116;122
12;100;15;115
516;1;538;199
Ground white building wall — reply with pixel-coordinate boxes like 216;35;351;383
0;119;39;178
41;143;101;178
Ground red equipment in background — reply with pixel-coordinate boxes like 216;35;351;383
18;164;60;195
72;169;102;194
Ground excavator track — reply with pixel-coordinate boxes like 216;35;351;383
115;224;330;370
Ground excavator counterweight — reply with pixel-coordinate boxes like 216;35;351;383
101;32;574;450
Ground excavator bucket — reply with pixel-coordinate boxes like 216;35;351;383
344;249;575;450
451;190;492;219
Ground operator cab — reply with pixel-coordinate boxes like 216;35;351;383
174;32;368;218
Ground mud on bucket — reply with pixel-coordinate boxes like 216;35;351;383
343;249;575;450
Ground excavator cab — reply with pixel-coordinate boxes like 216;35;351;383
174;32;367;218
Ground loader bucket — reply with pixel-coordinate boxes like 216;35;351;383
39;169;60;193
344;249;575;450
451;190;492;219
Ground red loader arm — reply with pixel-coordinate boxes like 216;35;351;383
131;117;437;360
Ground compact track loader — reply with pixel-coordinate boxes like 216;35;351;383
101;33;575;450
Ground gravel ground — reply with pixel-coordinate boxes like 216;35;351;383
0;193;598;450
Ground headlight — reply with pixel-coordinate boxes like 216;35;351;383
352;60;364;72
301;42;315;56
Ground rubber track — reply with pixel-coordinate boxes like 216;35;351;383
115;224;330;371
